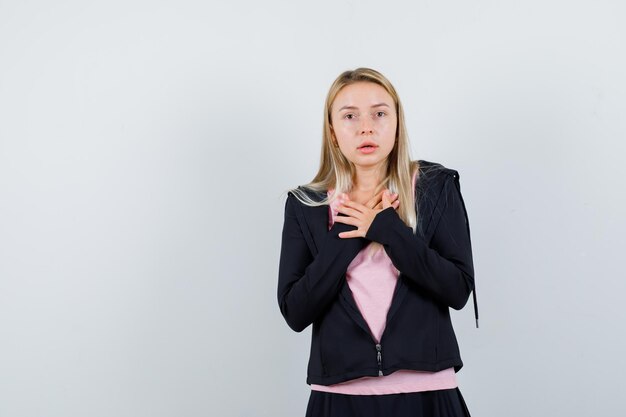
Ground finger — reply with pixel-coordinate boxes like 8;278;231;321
336;204;362;219
339;230;363;239
343;199;370;214
365;197;382;209
382;190;393;209
385;190;400;207
365;191;384;209
333;215;358;227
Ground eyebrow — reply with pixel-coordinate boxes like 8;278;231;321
337;103;391;112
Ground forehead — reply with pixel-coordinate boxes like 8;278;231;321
333;82;394;112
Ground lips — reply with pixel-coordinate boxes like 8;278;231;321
357;141;378;149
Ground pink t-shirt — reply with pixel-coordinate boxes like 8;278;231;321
310;171;458;395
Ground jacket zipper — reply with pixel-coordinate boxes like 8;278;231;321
347;289;386;377
376;343;383;376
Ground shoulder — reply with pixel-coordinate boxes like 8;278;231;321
285;185;327;210
414;159;460;196
295;185;326;200
413;160;467;238
415;159;459;181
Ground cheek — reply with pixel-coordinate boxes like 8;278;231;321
382;121;397;143
334;126;353;145
336;141;353;157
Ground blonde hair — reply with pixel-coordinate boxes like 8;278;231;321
287;68;422;255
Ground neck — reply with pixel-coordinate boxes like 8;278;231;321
353;162;386;192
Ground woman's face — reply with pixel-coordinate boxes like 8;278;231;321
330;81;397;172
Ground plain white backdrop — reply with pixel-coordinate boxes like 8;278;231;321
1;1;625;416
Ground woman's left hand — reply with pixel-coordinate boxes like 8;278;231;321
335;190;398;238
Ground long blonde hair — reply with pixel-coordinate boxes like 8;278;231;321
288;67;421;245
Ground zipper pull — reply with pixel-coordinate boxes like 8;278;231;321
375;343;382;376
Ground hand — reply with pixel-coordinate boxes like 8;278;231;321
334;190;399;238
368;189;400;211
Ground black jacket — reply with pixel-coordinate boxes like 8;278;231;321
277;160;477;385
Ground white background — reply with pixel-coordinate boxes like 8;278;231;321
1;1;625;416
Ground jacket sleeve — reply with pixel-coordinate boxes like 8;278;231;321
277;192;368;332
365;173;475;310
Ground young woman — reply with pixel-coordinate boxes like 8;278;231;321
277;67;478;417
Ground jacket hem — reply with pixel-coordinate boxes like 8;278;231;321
306;359;463;386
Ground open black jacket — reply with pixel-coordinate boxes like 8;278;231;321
277;160;477;386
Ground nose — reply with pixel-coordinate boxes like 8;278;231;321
360;117;374;135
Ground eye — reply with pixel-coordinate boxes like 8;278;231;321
376;111;386;117
344;113;356;120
